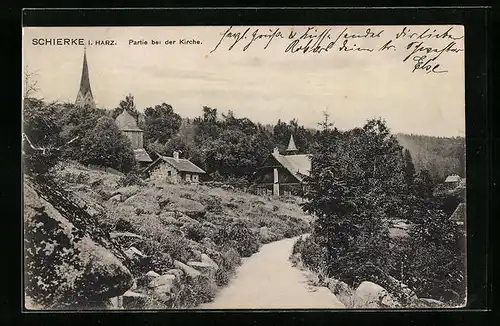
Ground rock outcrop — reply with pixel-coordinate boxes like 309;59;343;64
24;176;133;309
353;281;400;308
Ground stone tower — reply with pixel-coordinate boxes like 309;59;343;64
75;48;96;109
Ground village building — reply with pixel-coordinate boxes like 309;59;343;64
252;135;312;197
75;48;96;109
444;174;462;189
144;151;206;184
114;110;153;168
450;202;466;226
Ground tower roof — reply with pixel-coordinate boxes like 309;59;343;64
75;48;96;109
115;110;142;131
286;134;298;153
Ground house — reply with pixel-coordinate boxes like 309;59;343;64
115;110;153;169
444;174;462;189
450;202;466;226
252;134;312;196
144;151;206;184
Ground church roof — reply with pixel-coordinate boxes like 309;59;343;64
75;49;96;109
286;134;298;152
115;110;142;131
271;152;312;182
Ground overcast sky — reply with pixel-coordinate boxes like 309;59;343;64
23;26;465;137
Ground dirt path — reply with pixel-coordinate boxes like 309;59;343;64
199;236;345;309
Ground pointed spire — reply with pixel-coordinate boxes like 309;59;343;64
75;47;96;109
286;134;298;153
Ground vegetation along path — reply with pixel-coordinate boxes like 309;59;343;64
200;236;345;309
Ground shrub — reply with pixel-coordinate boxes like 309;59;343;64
215;247;241;286
301;237;327;272
215;220;261;257
181;222;206;242
119;173;145;187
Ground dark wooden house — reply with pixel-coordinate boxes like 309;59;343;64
252;135;312;196
115;110;153;169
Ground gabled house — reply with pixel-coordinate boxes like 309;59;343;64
252;135;312;196
444;174;462;189
144;151;206;184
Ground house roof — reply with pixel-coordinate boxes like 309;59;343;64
134;148;152;163
153;154;206;174
450;203;466;221
115;110;142;132
445;175;461;183
271;152;312;182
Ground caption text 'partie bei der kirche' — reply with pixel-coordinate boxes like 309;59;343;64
29;26;464;75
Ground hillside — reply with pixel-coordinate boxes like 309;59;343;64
395;133;465;182
26;161;311;309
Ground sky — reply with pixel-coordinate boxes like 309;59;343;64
23;25;465;137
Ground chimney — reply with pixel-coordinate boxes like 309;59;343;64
173;151;179;160
273;147;280;155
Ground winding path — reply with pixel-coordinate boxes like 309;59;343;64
199;236;345;309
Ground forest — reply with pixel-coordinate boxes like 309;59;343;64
23;93;464;186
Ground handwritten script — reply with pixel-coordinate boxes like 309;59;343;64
209;26;464;74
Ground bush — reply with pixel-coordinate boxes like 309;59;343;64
119;173;146;187
295;236;327;273
215;247;241;286
181;222;206;242
214;220;261;257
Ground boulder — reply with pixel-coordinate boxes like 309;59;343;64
121;290;149;309
187;261;217;278
150;274;176;289
145;270;160;278
124;246;147;260
326;278;355;307
24;177;133;309
109;231;143;240
163;197;206;218
174;260;201;279
108;194;122;203
201;253;219;270
354;281;400;308
123;194;160;215
157;212;178;226
165;268;184;280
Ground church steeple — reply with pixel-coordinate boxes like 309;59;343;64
286;134;298;154
75;48;96;109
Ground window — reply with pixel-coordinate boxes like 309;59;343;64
193;174;198;182
185;174;191;182
167;171;172;177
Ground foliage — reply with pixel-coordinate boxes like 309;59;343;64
110;93;141;123
215;247;241;286
396;133;465;182
214;220;261;257
144;103;182;144
56;104;136;173
119;172;146;187
23;99;64;175
299;118;466;304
